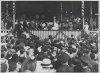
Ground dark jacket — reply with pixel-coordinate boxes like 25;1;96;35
56;64;74;72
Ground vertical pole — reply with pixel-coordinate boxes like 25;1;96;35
54;16;56;24
13;1;15;29
98;1;100;32
82;1;84;29
72;2;73;16
90;2;92;17
5;2;8;30
6;2;8;17
61;2;62;22
90;2;93;30
98;1;100;72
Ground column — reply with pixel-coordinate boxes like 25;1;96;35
13;1;15;29
99;1;100;72
82;1;84;29
61;2;62;22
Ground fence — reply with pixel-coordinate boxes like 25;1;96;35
31;31;81;40
1;29;82;39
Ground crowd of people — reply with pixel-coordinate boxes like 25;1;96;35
1;15;84;30
1;28;98;72
2;14;98;31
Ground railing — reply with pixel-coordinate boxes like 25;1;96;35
1;29;81;39
1;29;11;33
31;31;81;40
1;29;98;40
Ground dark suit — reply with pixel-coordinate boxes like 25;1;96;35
56;64;74;72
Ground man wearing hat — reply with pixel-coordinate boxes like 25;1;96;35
40;58;56;73
33;58;56;73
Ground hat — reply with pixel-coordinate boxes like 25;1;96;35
41;58;53;67
59;53;70;63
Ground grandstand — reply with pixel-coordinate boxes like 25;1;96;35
1;1;99;39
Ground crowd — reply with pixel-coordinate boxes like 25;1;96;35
1;28;98;73
1;14;98;31
1;15;83;30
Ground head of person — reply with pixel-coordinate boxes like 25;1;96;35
85;22;88;25
12;46;19;52
6;51;12;59
6;43;12;50
42;46;48;54
20;48;25;54
59;53;70;64
68;58;81;67
11;39;15;45
90;53;95;60
83;48;90;54
10;54;19;63
52;50;57;57
77;51;83;58
91;48;98;54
